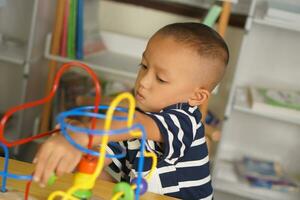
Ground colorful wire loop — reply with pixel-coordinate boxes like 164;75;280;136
0;62;157;200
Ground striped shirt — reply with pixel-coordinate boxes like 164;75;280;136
106;103;213;200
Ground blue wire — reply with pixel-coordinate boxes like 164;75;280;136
57;107;135;158
57;111;131;135
70;105;128;113
0;104;149;200
56;105;149;199
58;110;128;122
133;124;146;200
0;142;9;192
0;172;32;180
0;142;32;192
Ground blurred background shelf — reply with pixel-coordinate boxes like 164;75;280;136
0;42;26;65
213;1;300;199
249;0;300;32
253;18;300;32
214;158;300;200
45;31;147;82
233;86;300;126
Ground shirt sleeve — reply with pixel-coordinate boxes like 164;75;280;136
146;109;198;165
105;141;127;182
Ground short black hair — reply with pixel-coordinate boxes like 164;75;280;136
156;22;229;67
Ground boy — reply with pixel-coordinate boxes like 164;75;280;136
33;22;229;199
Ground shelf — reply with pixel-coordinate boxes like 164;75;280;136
253;18;300;32
251;0;300;32
0;42;26;65
233;87;300;126
213;159;300;200
45;31;147;80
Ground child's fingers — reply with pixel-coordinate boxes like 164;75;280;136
40;151;63;185
55;159;69;177
66;154;82;173
54;123;60;129
56;155;80;176
33;146;53;183
33;150;40;164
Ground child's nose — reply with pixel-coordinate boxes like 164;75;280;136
139;71;152;89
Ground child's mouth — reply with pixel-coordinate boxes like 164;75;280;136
136;91;145;101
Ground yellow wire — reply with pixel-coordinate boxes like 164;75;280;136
144;151;157;181
111;151;157;199
48;191;78;200
92;92;136;179
49;93;136;200
65;185;83;200
112;192;123;200
48;92;158;200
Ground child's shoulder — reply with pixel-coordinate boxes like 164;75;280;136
147;102;202;122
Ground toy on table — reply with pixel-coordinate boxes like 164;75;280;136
0;62;157;200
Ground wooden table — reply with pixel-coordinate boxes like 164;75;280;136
0;157;177;200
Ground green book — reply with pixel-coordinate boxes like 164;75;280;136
202;5;222;27
250;86;300;122
67;0;77;59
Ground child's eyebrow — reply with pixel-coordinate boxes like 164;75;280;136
142;52;169;75
142;52;147;61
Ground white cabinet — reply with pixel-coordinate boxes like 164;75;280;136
0;0;53;147
213;0;300;200
0;0;39;141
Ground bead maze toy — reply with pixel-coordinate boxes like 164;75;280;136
0;62;157;200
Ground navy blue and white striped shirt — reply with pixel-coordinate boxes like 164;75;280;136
106;103;213;200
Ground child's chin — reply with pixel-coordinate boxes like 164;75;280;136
136;102;145;110
136;102;150;112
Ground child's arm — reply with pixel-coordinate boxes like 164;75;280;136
89;111;163;143
33;111;162;186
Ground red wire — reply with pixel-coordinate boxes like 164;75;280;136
24;179;32;200
0;61;101;199
0;61;101;148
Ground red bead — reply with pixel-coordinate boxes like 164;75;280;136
77;155;98;174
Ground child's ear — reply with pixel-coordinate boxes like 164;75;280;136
188;88;210;106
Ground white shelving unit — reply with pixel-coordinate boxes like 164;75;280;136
0;0;39;144
245;0;300;32
249;0;300;32
214;159;300;200
0;0;56;159
0;43;26;65
44;31;147;84
213;0;300;200
233;87;300;126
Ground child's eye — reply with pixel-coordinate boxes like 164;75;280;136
139;63;147;70
156;76;167;83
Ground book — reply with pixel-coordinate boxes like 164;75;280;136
67;0;77;59
236;156;299;192
236;156;283;181
76;0;84;59
249;87;300;123
60;0;69;57
245;176;299;192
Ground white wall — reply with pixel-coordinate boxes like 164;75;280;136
98;0;198;39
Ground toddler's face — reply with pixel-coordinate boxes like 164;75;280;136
134;35;203;112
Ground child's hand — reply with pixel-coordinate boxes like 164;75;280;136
33;124;88;187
